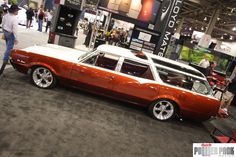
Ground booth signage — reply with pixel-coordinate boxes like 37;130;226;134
64;0;82;10
154;0;183;56
98;0;161;25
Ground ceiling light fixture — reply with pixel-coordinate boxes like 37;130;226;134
232;27;236;31
230;36;233;40
204;17;207;21
221;36;224;39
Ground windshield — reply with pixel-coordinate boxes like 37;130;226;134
78;51;94;62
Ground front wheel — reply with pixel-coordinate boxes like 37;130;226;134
31;66;57;89
148;99;177;121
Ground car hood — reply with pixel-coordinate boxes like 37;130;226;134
22;44;88;64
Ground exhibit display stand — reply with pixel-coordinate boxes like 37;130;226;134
48;0;84;48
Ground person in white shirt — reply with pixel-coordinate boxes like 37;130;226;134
0;5;20;76
198;55;210;68
45;11;53;33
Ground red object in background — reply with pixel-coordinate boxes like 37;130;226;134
211;128;236;143
217;108;229;118
55;0;61;4
208;72;226;89
138;0;154;22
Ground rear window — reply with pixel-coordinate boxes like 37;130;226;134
152;58;204;78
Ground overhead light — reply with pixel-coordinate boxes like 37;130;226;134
201;27;204;31
217;18;220;21
230;36;233;40
224;33;228;35
232;27;236;31
204;17;207;21
189;27;192;31
221;36;224;39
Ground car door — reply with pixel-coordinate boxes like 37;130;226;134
70;52;120;95
112;58;159;106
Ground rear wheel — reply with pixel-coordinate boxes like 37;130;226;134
149;99;177;121
31;66;57;89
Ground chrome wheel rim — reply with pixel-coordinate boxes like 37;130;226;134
153;100;174;120
32;67;53;88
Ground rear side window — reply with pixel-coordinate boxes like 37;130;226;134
121;59;154;80
156;67;212;95
156;67;193;90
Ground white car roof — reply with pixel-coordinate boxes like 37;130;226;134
146;52;202;74
97;45;135;58
97;44;205;78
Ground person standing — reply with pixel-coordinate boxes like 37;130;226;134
0;0;9;25
26;7;34;29
198;55;210;68
45;11;52;33
206;61;217;86
0;5;20;76
37;8;44;32
1;0;9;16
84;22;93;47
221;70;236;113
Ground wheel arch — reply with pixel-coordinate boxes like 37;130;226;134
29;62;58;76
151;95;181;115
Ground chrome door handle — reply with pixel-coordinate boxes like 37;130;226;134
108;75;115;79
149;86;156;90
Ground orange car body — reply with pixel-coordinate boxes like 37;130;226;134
10;44;220;121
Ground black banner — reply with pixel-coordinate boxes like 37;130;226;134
154;0;183;56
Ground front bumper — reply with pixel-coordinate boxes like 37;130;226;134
10;60;29;74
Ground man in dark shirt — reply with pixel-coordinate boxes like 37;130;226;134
26;7;34;28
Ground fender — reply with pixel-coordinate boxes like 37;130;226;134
29;62;59;76
153;94;181;108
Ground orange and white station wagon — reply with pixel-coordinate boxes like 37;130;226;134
10;44;221;121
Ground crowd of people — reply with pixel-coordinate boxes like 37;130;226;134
25;7;53;33
83;21;130;48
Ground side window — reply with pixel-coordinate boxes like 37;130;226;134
121;59;154;80
192;80;211;95
83;53;119;71
156;67;211;95
156;67;193;90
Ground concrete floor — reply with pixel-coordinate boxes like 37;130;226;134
0;68;213;157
